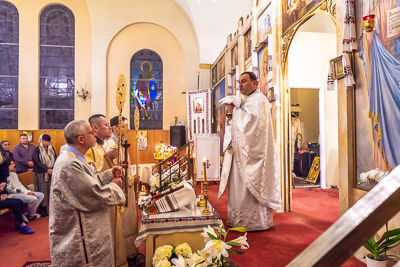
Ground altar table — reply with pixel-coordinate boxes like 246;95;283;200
131;163;155;184
135;202;223;267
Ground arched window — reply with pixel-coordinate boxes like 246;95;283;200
39;4;75;129
130;49;163;130
0;1;18;129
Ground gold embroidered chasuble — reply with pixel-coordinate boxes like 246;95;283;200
49;150;125;267
85;140;128;267
104;134;139;258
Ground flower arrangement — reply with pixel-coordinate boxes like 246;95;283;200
152;225;249;267
358;168;389;184
138;195;152;210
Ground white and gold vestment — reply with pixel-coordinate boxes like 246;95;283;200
218;91;282;230
49;150;125;267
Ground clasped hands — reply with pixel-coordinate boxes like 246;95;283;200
224;103;234;117
111;166;141;188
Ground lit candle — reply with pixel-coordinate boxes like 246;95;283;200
124;119;128;136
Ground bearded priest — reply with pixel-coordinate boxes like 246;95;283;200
218;72;281;231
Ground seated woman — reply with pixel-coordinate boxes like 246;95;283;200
7;159;44;220
1;140;13;161
0;144;34;234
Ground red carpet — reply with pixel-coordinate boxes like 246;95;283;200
0;185;364;266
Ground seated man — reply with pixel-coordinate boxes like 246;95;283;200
6;159;44;220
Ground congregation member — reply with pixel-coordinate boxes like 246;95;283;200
49;120;126;266
85;114;128;267
0;143;34;234
6;159;44;220
32;134;57;217
218;72;282;231
13;134;36;174
1;140;13;160
104;116;144;266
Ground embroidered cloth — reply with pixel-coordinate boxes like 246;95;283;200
327;54;355;91
135;202;223;247
342;0;357;52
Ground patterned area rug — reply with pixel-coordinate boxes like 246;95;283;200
22;261;51;267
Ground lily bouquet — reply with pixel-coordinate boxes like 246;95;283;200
152;225;249;267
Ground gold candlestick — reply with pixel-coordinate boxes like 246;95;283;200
197;164;205;207
193;153;197;190
201;158;212;216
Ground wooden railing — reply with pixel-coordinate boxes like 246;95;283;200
151;142;193;193
287;166;400;266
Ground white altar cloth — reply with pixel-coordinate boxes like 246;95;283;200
135;201;223;247
131;163;155;184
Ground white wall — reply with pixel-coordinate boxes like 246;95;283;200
288;30;338;187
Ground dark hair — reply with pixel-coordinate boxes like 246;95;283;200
6;157;14;165
110;116;127;128
1;140;9;145
19;134;28;138
88;114;106;127
240;72;257;81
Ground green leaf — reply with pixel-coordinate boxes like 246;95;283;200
227;249;245;255
208;232;217;240
226;241;239;246
368;236;376;247
381;229;400;240
379;242;400;254
378;234;400;250
363;241;375;254
228;227;248;232
377;229;400;246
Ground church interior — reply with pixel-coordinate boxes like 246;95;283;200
1;0;400;266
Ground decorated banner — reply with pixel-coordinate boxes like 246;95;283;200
186;89;212;141
195;134;220;181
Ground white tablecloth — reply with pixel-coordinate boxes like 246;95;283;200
135;201;223;246
131;163;155;184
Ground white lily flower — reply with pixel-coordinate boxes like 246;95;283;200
229;232;249;249
359;172;368;183
201;225;217;242
203;239;232;262
171;254;187;267
368;170;377;179
198;249;211;265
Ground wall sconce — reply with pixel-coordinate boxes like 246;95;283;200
363;15;375;32
76;84;90;101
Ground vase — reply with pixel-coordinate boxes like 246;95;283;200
366;256;396;267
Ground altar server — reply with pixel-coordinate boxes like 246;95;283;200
218;72;282;231
85;114;128;267
104;116;143;265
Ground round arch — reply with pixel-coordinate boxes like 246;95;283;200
106;22;187;130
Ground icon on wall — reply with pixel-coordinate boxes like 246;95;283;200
138;131;148;151
193;97;204;114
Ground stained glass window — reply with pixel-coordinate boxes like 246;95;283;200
0;1;18;129
39;5;74;129
130;49;163;130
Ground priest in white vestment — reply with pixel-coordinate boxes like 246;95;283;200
218;72;281;231
49;120;126;267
